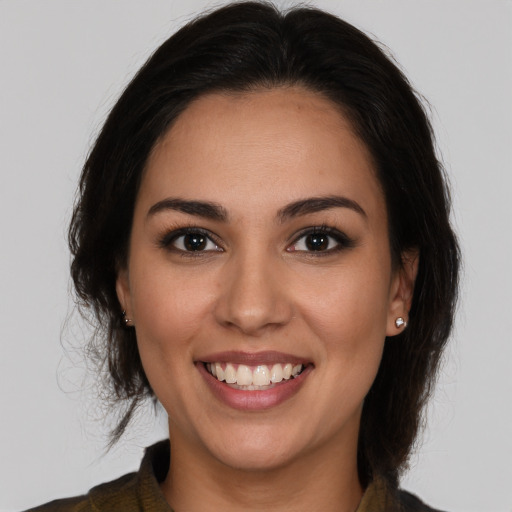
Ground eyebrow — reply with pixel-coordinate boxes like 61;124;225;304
147;198;228;222
277;195;367;222
147;195;366;223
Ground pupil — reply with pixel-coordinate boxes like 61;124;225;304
184;233;207;251
306;234;328;251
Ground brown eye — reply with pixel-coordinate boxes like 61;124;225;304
287;227;355;254
165;230;221;252
305;233;329;251
183;233;207;251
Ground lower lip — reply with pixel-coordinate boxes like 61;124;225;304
197;363;312;411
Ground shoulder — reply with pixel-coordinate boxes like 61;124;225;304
398;489;447;512
358;477;447;512
23;471;139;512
23;440;172;512
23;495;90;512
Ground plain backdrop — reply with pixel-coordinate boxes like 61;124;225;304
1;1;511;511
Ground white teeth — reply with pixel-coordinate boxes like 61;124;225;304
224;363;237;384
236;365;253;386
283;363;293;379
253;365;271;386
207;362;304;387
270;364;283;383
215;362;224;381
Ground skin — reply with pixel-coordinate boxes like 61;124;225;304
116;87;417;512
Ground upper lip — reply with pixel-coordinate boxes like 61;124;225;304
198;351;309;366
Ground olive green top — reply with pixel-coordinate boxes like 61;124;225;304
25;440;444;512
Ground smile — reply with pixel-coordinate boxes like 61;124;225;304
198;351;312;410
205;362;304;390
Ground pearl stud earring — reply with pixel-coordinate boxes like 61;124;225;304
395;317;407;329
122;310;133;327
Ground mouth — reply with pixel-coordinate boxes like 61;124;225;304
204;362;305;390
197;351;312;410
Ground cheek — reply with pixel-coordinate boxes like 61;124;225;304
130;270;215;416
128;258;218;383
292;256;391;407
295;260;391;345
131;256;214;333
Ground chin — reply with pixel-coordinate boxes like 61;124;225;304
205;428;304;472
216;446;297;473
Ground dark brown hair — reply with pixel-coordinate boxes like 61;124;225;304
69;1;460;488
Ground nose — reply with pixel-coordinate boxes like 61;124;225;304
214;250;293;336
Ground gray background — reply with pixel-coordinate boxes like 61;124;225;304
1;1;511;511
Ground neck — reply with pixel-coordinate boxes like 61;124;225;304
161;426;363;512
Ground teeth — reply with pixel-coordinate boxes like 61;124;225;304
236;365;252;386
215;362;224;381
270;364;283;383
206;362;304;387
224;363;237;384
253;365;270;386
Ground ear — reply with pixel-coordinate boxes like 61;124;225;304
116;267;132;319
386;249;419;337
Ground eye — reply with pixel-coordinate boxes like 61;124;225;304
287;227;354;253
160;228;222;253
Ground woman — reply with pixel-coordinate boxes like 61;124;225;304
28;2;459;511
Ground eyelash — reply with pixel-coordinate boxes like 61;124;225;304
287;225;355;255
158;226;223;255
157;225;355;256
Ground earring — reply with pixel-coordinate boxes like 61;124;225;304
122;310;133;327
395;317;407;329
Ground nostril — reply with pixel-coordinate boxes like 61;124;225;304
212;262;295;335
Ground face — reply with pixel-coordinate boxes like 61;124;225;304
117;87;414;474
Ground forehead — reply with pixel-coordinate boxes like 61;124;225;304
140;87;385;220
